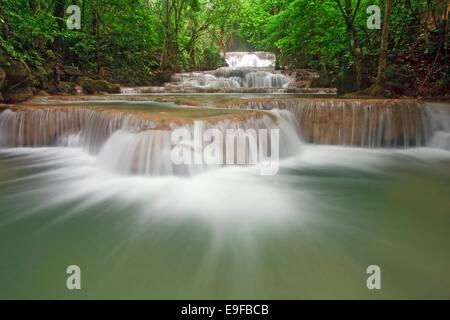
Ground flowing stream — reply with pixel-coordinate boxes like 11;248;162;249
1;68;450;298
160;52;293;92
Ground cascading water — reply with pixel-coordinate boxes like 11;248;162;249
225;52;275;68
165;52;292;91
423;102;450;150
0;106;302;176
1;97;450;299
225;98;450;149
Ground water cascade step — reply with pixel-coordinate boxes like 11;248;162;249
120;52;337;94
224;98;450;148
0;106;302;175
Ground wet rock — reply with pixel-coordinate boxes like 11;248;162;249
153;71;173;85
293;80;311;88
5;85;34;103
32;65;51;91
0;52;34;103
310;75;333;88
385;64;415;96
2;58;31;84
62;65;82;77
76;77;121;94
61;65;82;80
290;69;320;81
98;67;112;81
61;81;78;94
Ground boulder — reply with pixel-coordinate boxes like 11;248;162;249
3;85;33;103
1;59;30;85
153;71;173;85
57;81;78;94
76;77;121;94
32;65;51;90
61;65;82;80
0;52;34;103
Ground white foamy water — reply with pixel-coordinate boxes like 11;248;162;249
2;144;449;228
165;51;292;90
0;107;302;176
225;52;275;68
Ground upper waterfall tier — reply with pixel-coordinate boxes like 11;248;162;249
161;51;298;93
119;51;338;94
169;70;291;90
225;52;276;68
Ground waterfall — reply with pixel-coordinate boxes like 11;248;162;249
176;71;290;89
225;52;275;68
244;72;290;88
1;99;449;177
423;103;450;150
0;107;156;153
224;99;450;149
0;106;302;176
179;73;242;88
165;51;292;91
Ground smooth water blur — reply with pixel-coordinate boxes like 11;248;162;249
1;144;450;299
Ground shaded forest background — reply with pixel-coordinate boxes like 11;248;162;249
0;0;449;101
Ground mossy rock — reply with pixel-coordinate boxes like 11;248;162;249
76;77;121;94
0;52;34;103
61;65;82;81
1;59;31;86
2;85;33;103
32;65;51;90
58;81;78;94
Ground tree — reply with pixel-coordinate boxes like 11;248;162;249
335;0;365;89
369;0;393;96
53;0;65;51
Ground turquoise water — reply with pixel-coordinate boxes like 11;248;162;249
1;144;449;299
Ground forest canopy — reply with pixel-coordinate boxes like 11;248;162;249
0;0;449;95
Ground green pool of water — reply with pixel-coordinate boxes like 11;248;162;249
0;145;449;299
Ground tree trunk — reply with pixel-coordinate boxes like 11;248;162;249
348;23;364;88
53;0;66;51
335;0;365;89
370;0;393;96
344;0;364;89
91;0;101;75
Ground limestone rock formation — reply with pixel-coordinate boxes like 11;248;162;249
75;77;121;94
0;51;33;103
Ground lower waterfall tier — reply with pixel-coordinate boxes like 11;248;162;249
0;105;302;176
223;99;450;148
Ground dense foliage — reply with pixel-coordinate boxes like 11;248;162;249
1;0;449;94
238;0;449;94
0;0;241;84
